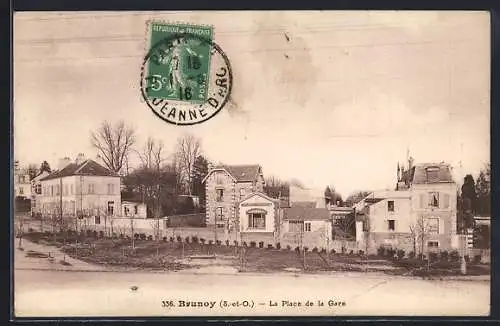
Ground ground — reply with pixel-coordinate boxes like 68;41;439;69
14;231;490;317
20;230;490;277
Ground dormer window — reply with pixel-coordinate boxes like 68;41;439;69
425;167;440;183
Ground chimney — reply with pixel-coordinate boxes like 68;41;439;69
75;153;86;165
58;157;71;170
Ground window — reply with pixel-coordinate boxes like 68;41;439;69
248;213;266;229
443;193;450;209
427;240;439;248
425;217;439;235
51;185;54;196
388;200;395;212
107;201;114;216
88;184;95;194
305;222;312;232
388;219;395;231
216;189;224;202
134;205;138;214
289;220;304;232
55;185;60;196
426;167;440;183
95;216;101;225
36;184;42;195
71;184;74;195
19;187;24;195
107;184;114;195
428;192;439;207
240;188;246;200
64;184;68;195
216;207;223;221
124;206;130;216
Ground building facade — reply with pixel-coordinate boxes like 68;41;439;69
31;171;50;216
202;165;265;230
238;192;279;244
39;156;121;221
356;160;458;254
14;166;31;199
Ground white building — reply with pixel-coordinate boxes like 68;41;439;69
30;170;50;216
39;154;121;220
122;201;148;219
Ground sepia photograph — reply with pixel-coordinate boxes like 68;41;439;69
13;10;491;317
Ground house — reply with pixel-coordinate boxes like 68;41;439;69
30;170;50;216
280;206;332;250
237;191;279;244
39;154;121;224
122;201;147;219
356;158;458;254
14;165;31;199
202;164;265;230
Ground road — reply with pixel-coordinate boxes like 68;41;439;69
14;268;489;317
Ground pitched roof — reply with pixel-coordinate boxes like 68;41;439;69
224;164;262;182
239;191;278;203
283;206;330;221
411;163;454;184
40;159;117;181
202;164;262;183
291;201;317;208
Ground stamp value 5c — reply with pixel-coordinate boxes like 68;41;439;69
141;21;233;126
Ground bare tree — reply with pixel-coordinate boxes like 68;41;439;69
138;137;165;171
90;120;136;173
174;134;202;195
410;216;432;259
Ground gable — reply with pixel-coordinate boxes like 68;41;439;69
240;192;276;205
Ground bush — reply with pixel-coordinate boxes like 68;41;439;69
267;244;274;249
312;247;318;253
243;241;248;247
358;250;365;256
396;249;405;260
286;245;291;250
321;248;327;254
449;250;460;262
208;240;214;245
473;254;482;264
216;240;222;246
304;247;309;252
331;249;336;254
233;240;238;246
200;238;206;244
258;241;264;249
225;240;230;246
185;236;190;244
169;236;174;242
134;233;140;240
147;235;153;241
250;241;257;248
176;235;182;242
276;242;281;250
191;236;199;243
341;246;346;254
294;246;300;252
440;250;449;262
162;237;167;242
119;233;124;239
348;249;354;256
140;233;147;240
28;227;34;232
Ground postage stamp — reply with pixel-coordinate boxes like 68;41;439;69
141;21;232;125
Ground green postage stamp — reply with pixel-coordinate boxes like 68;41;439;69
141;21;232;125
146;23;213;103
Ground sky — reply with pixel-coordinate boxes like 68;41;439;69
13;11;490;198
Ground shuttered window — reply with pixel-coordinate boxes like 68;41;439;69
443;193;450;209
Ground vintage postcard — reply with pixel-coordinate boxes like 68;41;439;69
13;11;491;318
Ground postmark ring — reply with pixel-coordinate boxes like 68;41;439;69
140;31;233;126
